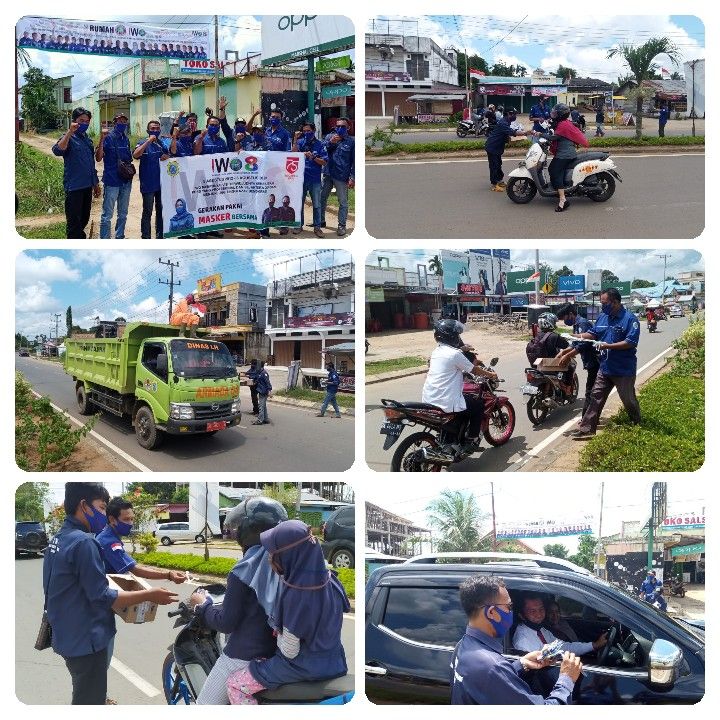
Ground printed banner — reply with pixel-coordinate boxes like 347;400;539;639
160;151;305;237
286;313;354;328
441;250;470;290
477;85;526;96
662;514;705;531
366;70;412;82
497;517;594;539
531;86;568;97
17;16;210;60
468;250;492;292
197;274;223;295
180;59;225;75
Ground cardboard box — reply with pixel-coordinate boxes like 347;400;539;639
535;357;571;372
107;573;158;624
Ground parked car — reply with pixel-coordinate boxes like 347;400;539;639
670;305;684;318
321;505;355;569
15;521;48;557
18;348;30;357
365;553;704;704
153;522;206;546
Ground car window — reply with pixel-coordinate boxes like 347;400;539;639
382;587;466;647
338;507;355;528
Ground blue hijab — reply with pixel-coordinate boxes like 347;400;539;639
230;544;279;622
260;520;349;652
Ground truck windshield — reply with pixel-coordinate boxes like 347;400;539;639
170;339;236;379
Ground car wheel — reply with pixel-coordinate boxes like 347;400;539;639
160;536;172;546
331;548;354;569
195;534;206;543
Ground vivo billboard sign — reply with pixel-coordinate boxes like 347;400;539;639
558;275;586;293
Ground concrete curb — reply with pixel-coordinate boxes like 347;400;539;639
268;394;355;416
365;366;428;384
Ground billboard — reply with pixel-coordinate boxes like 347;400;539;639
602;280;632;296
180;59;225;75
587;269;603;292
440;250;469;290
662;514;705;531
684;59;704;118
504;270;536;292
558;275;586;293
286;313;354;328
497;515;594;539
189;483;221;535
16;16;210;60
197;274;223;295
261;15;354;66
491;249;511;286
468;250;492;292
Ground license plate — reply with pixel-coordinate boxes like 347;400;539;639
521;384;539;395
380;421;403;436
206;421;227;432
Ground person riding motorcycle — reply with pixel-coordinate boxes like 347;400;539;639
646;307;656;330
422;319;498;454
188;497;288;704
530;313;575;392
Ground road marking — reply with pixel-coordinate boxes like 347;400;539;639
29;390;152;473
110;656;162;698
505;346;675;471
368;153;704;167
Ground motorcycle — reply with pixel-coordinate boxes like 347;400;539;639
522;357;579;426
456;117;490;138
379;357;516;472
506;137;621;205
647;317;657;333
669;576;686;598
162;583;354;705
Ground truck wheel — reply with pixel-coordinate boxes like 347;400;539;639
76;385;94;415
135;406;163;450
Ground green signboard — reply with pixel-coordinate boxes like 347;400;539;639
366;287;385;302
601;280;632;296
671;543;705;557
505;270;536;292
321;84;354;99
316;55;351;72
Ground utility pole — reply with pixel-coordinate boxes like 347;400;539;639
655;254;671;305
490;482;497;551
158;258;181;322
214;15;220;111
534;249;540;304
689;59;697;137
53;313;62;340
596;482;605;578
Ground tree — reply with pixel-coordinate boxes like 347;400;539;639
601;269;620;286
429;254;444;310
171;485;189;503
456;51;489;88
607;37;681;138
114;316;126;323
569;535;597;571
262;483;300;519
426;490;487;552
127;482;177;502
670;71;682;81
632;279;655;289
556;65;577;80
15;482;50;521
548;265;574;291
66;306;73;337
490;62;526;77
543;543;569;559
21;67;62;131
15;332;30;349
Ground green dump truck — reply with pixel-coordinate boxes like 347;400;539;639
64;322;241;450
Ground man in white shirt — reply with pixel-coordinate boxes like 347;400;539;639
513;595;607;656
422;319;497;454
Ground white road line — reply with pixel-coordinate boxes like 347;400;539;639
110;656;162;697
510;346;675;465
29;390;152;473
368;153;704;167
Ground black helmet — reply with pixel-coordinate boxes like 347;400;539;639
551;103;571;121
224;496;287;550
434;318;464;348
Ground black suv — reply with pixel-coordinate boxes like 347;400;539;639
321;505;355;569
365;553;704;704
15;521;49;557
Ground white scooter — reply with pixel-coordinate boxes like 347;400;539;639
505;137;621;204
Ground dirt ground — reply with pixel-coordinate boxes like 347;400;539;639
366;325;527;363
17;132;354;240
665;585;705;620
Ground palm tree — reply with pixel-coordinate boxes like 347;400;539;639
426;489;487;552
428;255;443;310
607;37;681;139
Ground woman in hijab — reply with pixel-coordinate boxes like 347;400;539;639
226;519;350;705
168;199;194;232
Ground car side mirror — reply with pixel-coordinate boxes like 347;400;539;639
648;638;682;687
490;357;499;366
157;353;168;375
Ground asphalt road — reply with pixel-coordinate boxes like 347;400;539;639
365;316;689;472
366;154;704;239
16;357;354;473
15;555;355;705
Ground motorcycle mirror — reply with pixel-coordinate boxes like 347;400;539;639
490;357;499;366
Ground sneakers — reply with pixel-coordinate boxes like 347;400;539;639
491;183;505;192
315;413;324;417
571;430;596;440
495;181;507;189
291;227;302;234
252;420;265;425
337;226;346;237
279;228;289;235
334;414;342;419
313;227;325;238
460;438;482;455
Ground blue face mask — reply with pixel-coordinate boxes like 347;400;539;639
207;124;220;135
115;520;133;536
253;134;264;143
270;117;280;127
601;303;613;315
115;123;127;134
485;605;514;638
77;122;89;133
564;318;573;326
235;123;246;133
83;503;107;534
149;129;160;137
336;125;348;137
304;131;315;142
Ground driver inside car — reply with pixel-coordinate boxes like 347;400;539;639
422;319;498;455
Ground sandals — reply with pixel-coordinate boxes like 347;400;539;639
555;200;571;213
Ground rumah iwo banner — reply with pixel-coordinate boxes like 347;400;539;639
161;152;305;238
16;16;210;60
497;517;594;539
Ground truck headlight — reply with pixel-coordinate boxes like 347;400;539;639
170;403;195;420
231;399;242;414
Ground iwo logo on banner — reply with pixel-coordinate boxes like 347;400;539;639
161;152;305;237
497;517;594;539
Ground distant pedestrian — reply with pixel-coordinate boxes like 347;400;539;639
595;107;605;137
244;359;260;415
316;362;342;418
658;103;670;137
252;361;271;425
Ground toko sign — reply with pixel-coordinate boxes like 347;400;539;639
558;275;586;293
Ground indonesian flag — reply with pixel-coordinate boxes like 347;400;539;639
469;69;486;80
526;271;541;282
661;67;670;79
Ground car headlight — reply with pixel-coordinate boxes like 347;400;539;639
231;399;242;414
170;403;195;420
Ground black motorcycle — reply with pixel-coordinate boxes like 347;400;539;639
456;118;490;138
669;576;686;598
522;358;579;425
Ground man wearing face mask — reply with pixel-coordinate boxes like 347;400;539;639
133;120;170;239
451;576;582;704
194;116;228;155
96;113;133;239
169;121;195;157
43;483;179;705
292;122;328;237
265;109;292;152
277;195;295;224
52;107;101;239
570;287;641;440
321;117;355;237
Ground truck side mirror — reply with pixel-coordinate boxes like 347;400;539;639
648;639;682;687
157;353;168;375
490;357;499;366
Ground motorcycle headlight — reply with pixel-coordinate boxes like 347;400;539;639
231;399;242;414
557;373;564;380
170;403;194;420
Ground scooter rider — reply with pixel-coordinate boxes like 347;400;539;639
188;497;288;704
422;319;498;455
530;313;574;392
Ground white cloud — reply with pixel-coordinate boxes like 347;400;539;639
15;253;80;288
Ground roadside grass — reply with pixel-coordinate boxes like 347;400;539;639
324;187;355;213
579;316;705;472
274;387;355;408
131;551;355;598
16;221;67;239
366;356;427;375
15;142;65;217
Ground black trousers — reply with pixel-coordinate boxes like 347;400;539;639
64;647;108;704
549;157;573;190
582;365;600;418
250;385;259;413
65;187;93;239
464;395;484;439
486;152;504;184
141;190;163;239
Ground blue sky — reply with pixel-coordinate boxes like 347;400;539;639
367;15;705;81
15;249;351;339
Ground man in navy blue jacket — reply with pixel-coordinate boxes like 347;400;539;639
252;361;272;425
321;117;355;237
95;113;133;238
133;119;170;238
484;108;530;191
293;122;328;237
316;361;342;418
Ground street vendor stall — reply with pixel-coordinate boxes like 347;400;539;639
320;342;355;393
